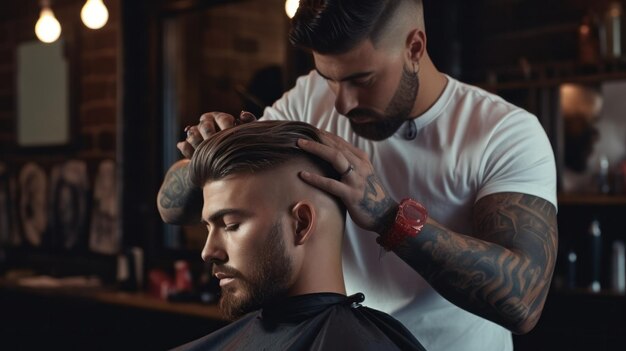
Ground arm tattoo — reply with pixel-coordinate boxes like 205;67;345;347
159;166;196;209
359;174;396;233
158;164;202;223
394;192;557;333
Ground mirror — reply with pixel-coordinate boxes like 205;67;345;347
17;40;70;146
560;80;626;194
161;0;290;249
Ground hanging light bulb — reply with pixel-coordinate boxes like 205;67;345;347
35;5;62;43
81;0;109;29
285;0;300;19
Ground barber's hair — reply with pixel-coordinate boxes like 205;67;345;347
289;0;423;54
190;120;341;190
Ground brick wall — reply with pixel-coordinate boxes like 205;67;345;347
78;1;119;160
0;0;120;163
176;0;290;128
0;0;120;254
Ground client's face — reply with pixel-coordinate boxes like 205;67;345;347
201;171;295;321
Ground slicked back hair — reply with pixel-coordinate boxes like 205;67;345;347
189;121;344;212
289;0;423;54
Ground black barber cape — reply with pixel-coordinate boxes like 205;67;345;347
173;293;426;351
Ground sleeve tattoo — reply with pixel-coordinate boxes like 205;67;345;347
394;192;558;334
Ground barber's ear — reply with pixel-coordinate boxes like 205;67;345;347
291;202;316;245
406;28;426;63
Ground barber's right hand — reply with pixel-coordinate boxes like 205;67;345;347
177;110;257;159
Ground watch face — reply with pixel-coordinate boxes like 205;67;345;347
401;200;427;226
405;204;423;221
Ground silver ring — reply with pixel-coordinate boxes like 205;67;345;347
341;164;355;178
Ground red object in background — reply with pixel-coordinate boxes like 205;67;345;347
148;269;174;300
175;260;193;292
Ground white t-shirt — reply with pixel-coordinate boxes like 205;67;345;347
263;70;557;351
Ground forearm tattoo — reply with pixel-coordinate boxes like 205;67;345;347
159;167;202;209
394;192;557;333
359;174;396;233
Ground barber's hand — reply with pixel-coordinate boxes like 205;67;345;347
297;132;398;234
177;111;257;159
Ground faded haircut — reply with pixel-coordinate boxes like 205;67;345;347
189;121;344;212
289;0;423;54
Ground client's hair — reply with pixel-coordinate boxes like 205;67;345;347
189;121;343;211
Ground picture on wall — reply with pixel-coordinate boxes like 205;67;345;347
18;162;47;247
89;160;119;255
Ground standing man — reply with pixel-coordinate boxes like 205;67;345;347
158;1;558;350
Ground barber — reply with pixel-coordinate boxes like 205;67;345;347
157;1;558;350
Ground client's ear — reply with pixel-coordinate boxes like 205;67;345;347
291;201;316;245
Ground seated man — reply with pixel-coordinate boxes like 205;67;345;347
173;121;425;350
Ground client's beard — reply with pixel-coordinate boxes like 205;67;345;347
216;221;293;321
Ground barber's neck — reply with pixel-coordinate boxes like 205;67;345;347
411;53;448;119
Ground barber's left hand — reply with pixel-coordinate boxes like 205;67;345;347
297;131;398;234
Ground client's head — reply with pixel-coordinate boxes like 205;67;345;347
189;121;346;321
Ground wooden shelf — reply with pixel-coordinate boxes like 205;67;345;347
475;58;626;91
558;193;626;206
482;71;626;90
552;287;626;298
0;278;224;320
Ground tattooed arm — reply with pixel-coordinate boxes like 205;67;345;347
297;133;557;334
157;160;203;224
389;192;558;334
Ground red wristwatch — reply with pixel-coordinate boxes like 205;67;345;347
377;198;428;251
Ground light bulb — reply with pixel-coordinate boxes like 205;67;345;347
35;7;62;43
285;0;300;19
81;0;109;29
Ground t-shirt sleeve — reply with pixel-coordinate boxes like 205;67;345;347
476;110;558;208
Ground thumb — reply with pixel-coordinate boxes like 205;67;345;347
239;110;257;123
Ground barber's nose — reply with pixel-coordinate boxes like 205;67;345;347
201;229;227;263
335;84;358;116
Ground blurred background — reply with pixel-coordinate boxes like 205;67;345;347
0;0;625;350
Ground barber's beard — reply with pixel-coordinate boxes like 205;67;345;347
348;64;419;141
216;221;293;321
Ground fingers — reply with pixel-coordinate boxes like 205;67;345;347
197;118;215;140
215;113;236;130
185;125;204;149
197;111;256;136
178;110;258;159
297;138;355;175
239;111;257;124
177;141;195;159
199;112;236;132
318;131;369;160
299;170;347;198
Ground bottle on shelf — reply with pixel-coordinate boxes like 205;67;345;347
611;240;625;293
567;248;578;289
597;155;611;194
603;1;623;59
613;159;626;195
579;12;603;65
588;218;603;293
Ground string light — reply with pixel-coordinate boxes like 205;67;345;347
285;0;300;19
81;0;109;30
35;3;62;43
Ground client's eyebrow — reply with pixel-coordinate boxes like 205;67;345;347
202;208;253;224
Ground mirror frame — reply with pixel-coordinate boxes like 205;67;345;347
13;20;79;155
